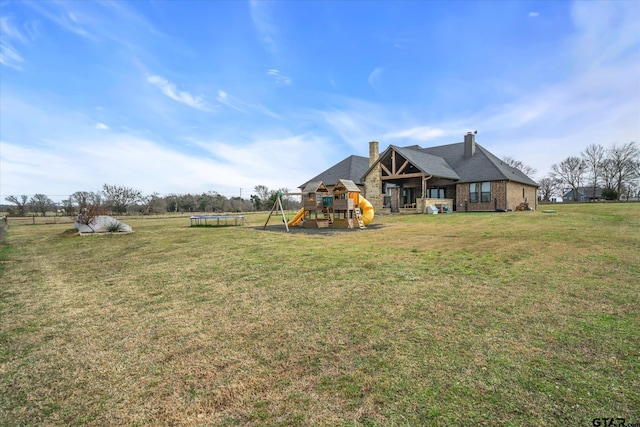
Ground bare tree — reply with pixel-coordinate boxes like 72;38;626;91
606;142;640;200
69;191;102;209
139;192;165;214
581;144;606;200
537;176;561;202
29;194;54;216
551;156;586;201
502;156;537;177
75;203;105;232
61;198;76;216
4;195;29;216
253;185;274;210
102;184;141;215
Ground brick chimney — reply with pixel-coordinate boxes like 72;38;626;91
369;141;379;166
464;132;476;158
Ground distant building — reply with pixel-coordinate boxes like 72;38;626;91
562;187;603;202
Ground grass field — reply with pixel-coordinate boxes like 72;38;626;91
1;204;638;426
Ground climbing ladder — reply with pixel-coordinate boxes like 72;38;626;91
323;207;333;224
354;207;365;229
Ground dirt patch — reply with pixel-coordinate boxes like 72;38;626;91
257;223;385;235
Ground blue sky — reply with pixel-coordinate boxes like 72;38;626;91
1;0;639;201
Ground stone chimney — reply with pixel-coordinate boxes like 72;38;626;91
464;132;476;158
369;141;379;166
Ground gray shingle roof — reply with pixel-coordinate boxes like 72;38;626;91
304;140;538;189
419;142;538;186
391;145;460;180
302;181;329;193
562;186;603;198
334;179;361;193
299;155;369;188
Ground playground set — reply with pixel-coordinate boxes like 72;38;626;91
264;179;374;232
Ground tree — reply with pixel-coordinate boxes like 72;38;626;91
70;191;101;208
29;194;54;217
537;176;561;202
253;185;274;211
606;142;639;200
502;156;537;177
102;184;141;215
601;187;618;201
250;194;263;211
138;192;166;215
210;192;230;212
75;203;105;232
276;188;300;210
581;144;606;200
177;194;197;212
61;198;76;216
551;156;586;201
4;195;29;216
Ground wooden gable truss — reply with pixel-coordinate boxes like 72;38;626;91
379;148;424;180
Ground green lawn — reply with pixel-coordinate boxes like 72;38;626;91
1;204;639;426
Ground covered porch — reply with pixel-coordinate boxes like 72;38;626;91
375;145;460;213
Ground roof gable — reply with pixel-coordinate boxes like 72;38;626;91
361;144;459;182
334;179;361;193
302;181;329;193
392;146;460;180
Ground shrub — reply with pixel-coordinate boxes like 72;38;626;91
601;187;618;201
105;221;125;233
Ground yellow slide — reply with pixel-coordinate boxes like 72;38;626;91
287;208;306;226
358;195;374;226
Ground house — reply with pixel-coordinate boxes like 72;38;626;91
302;132;539;213
562;186;603;202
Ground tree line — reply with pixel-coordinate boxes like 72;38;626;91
3;184;301;217
6;142;638;216
536;142;639;202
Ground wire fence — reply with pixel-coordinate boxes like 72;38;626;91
1;210;302;228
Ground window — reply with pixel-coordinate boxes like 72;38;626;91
470;182;490;203
428;188;445;198
481;182;491;203
469;183;479;203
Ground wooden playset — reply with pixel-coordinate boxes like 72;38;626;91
263;179;374;231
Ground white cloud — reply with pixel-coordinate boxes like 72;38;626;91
0;130;335;199
384;126;449;141
1;16;27;42
368;67;384;91
0;16;25;70
195;132;338;190
216;90;246;113
319;105;385;150
528;12;539;18
267;69;291;85
250;0;278;53
216;89;281;118
23;1;95;40
95;122;109;130
0;43;24;70
147;75;210;111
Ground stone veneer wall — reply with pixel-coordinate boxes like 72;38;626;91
364;141;384;212
364;164;383;212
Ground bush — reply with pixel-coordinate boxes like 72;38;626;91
601;187;618;201
105;221;125;233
